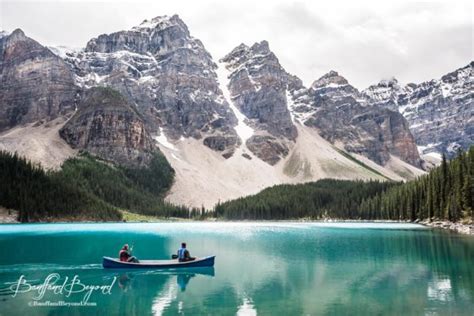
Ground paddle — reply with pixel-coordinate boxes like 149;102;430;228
171;254;178;259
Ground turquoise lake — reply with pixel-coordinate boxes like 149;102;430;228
0;222;473;315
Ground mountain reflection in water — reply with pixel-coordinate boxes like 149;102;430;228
0;222;472;315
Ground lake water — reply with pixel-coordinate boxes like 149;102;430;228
0;222;473;315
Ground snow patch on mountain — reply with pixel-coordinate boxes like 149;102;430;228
362;62;473;159
216;62;254;144
286;91;296;123
154;127;176;150
48;46;82;59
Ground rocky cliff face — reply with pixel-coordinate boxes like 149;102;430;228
304;71;422;167
221;41;297;139
0;16;447;208
62;15;240;158
362;77;404;112
220;42;422;167
220;41;303;164
0;23;426;170
0;29;78;131
59;87;154;166
363;62;473;158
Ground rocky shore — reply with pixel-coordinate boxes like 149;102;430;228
419;220;474;235
0;207;19;223
321;218;474;235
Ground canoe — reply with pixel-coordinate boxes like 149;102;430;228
102;255;215;269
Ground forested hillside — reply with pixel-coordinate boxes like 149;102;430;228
0;151;189;222
359;147;473;221
216;147;473;222
215;180;398;220
2;146;472;222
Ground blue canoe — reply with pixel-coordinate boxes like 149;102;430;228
102;255;215;269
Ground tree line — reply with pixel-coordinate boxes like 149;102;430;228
214;179;398;220
359;147;473;222
0;150;192;222
2;146;472;222
215;147;473;222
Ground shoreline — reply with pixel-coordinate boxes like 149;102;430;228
0;208;19;223
419;220;474;235
307;218;474;235
1;213;473;235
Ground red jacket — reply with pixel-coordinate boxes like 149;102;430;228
119;249;130;262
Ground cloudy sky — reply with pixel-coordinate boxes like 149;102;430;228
1;0;472;88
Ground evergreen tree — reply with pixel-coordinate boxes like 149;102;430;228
0;150;190;222
216;147;473;223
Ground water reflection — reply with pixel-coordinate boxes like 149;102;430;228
428;277;453;302
236;296;257;316
0;223;473;315
177;274;192;291
117;273;132;292
116;267;215;293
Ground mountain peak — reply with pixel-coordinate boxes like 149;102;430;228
10;28;25;37
170;14;184;23
5;28;27;43
441;61;473;84
223;43;249;59
378;77;399;87
311;70;349;89
86;14;197;54
2;28;53;55
223;41;271;61
221;41;276;69
132;14;188;33
250;40;270;53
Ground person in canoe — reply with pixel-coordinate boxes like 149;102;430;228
119;244;139;263
177;242;195;262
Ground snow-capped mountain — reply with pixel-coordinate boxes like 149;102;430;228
363;62;473;159
218;42;422;167
363;77;403;111
0;29;78;131
63;15;240;159
304;71;422;167
220;41;300;164
3;14;470;207
310;70;365;102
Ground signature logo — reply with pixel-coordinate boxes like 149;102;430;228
6;273;117;304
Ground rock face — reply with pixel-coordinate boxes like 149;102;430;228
59;87;154;166
363;62;473;158
219;42;422;167
0;23;427;171
4;17;466;173
245;134;290;165
221;41;302;164
62;15;240;158
221;41;297;139
305;71;422;167
1;16;437;209
362;77;403;112
0;29;78;131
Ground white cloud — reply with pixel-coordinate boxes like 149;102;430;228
1;0;472;89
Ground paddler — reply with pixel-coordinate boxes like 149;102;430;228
119;244;139;263
177;242;195;262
